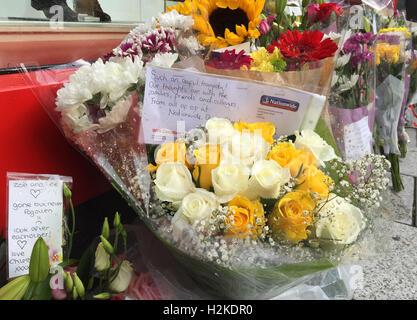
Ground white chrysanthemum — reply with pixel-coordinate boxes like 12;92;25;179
152;9;194;31
126;22;153;40
147;52;179;68
56;57;145;133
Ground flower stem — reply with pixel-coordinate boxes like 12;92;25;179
399;140;407;158
66;196;76;262
388;153;404;192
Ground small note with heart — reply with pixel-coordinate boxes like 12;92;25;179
7;173;71;279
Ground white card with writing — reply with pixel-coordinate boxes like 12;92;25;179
142;67;324;144
7;179;64;278
344;116;372;161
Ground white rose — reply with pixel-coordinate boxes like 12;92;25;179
221;132;270;169
211;162;250;203
294;129;338;167
242;160;291;200
180;188;218;224
205;118;235;145
315;196;365;245
154;162;196;206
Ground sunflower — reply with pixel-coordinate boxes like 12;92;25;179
167;0;196;16
169;0;265;49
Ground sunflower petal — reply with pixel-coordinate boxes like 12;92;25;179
236;24;248;38
225;28;245;46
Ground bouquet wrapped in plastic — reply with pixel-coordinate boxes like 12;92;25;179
21;1;394;300
406;25;417;127
327;27;377;161
374;26;409;191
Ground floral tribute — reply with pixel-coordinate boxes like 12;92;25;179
147;118;389;252
9;0;403;301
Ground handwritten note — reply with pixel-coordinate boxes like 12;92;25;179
7;179;64;278
344;116;373;161
142;67;324;144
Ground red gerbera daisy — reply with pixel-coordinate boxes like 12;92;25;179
267;29;338;70
206;49;253;70
306;3;342;24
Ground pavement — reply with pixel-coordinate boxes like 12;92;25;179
353;127;417;300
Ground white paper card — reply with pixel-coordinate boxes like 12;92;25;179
8;180;64;278
344;116;372;161
142;67;323;144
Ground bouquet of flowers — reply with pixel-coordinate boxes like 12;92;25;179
406;26;417;126
374;26;409;192
328;28;377;161
20;0;394;300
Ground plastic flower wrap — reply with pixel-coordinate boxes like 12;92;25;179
374;27;409;192
327;29;377;161
406;26;417;125
20;2;395;300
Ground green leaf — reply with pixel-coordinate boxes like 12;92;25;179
29;237;50;283
314;116;341;158
30;275;53;300
87;92;101;105
76;244;95;286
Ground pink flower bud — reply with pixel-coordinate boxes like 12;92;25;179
259;20;271;35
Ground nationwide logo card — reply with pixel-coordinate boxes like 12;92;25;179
142;67;326;144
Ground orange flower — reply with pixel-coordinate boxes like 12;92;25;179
412;59;417;72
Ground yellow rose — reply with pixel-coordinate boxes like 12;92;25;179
267;142;317;178
266;142;301;167
148;141;191;172
296;165;333;198
233;121;276;144
269;191;316;244
285;150;317;178
192;144;221;190
225;196;265;239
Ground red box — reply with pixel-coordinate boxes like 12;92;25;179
0;69;111;234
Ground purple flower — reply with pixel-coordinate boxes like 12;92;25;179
105;27;177;63
140;29;176;54
343;32;376;68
